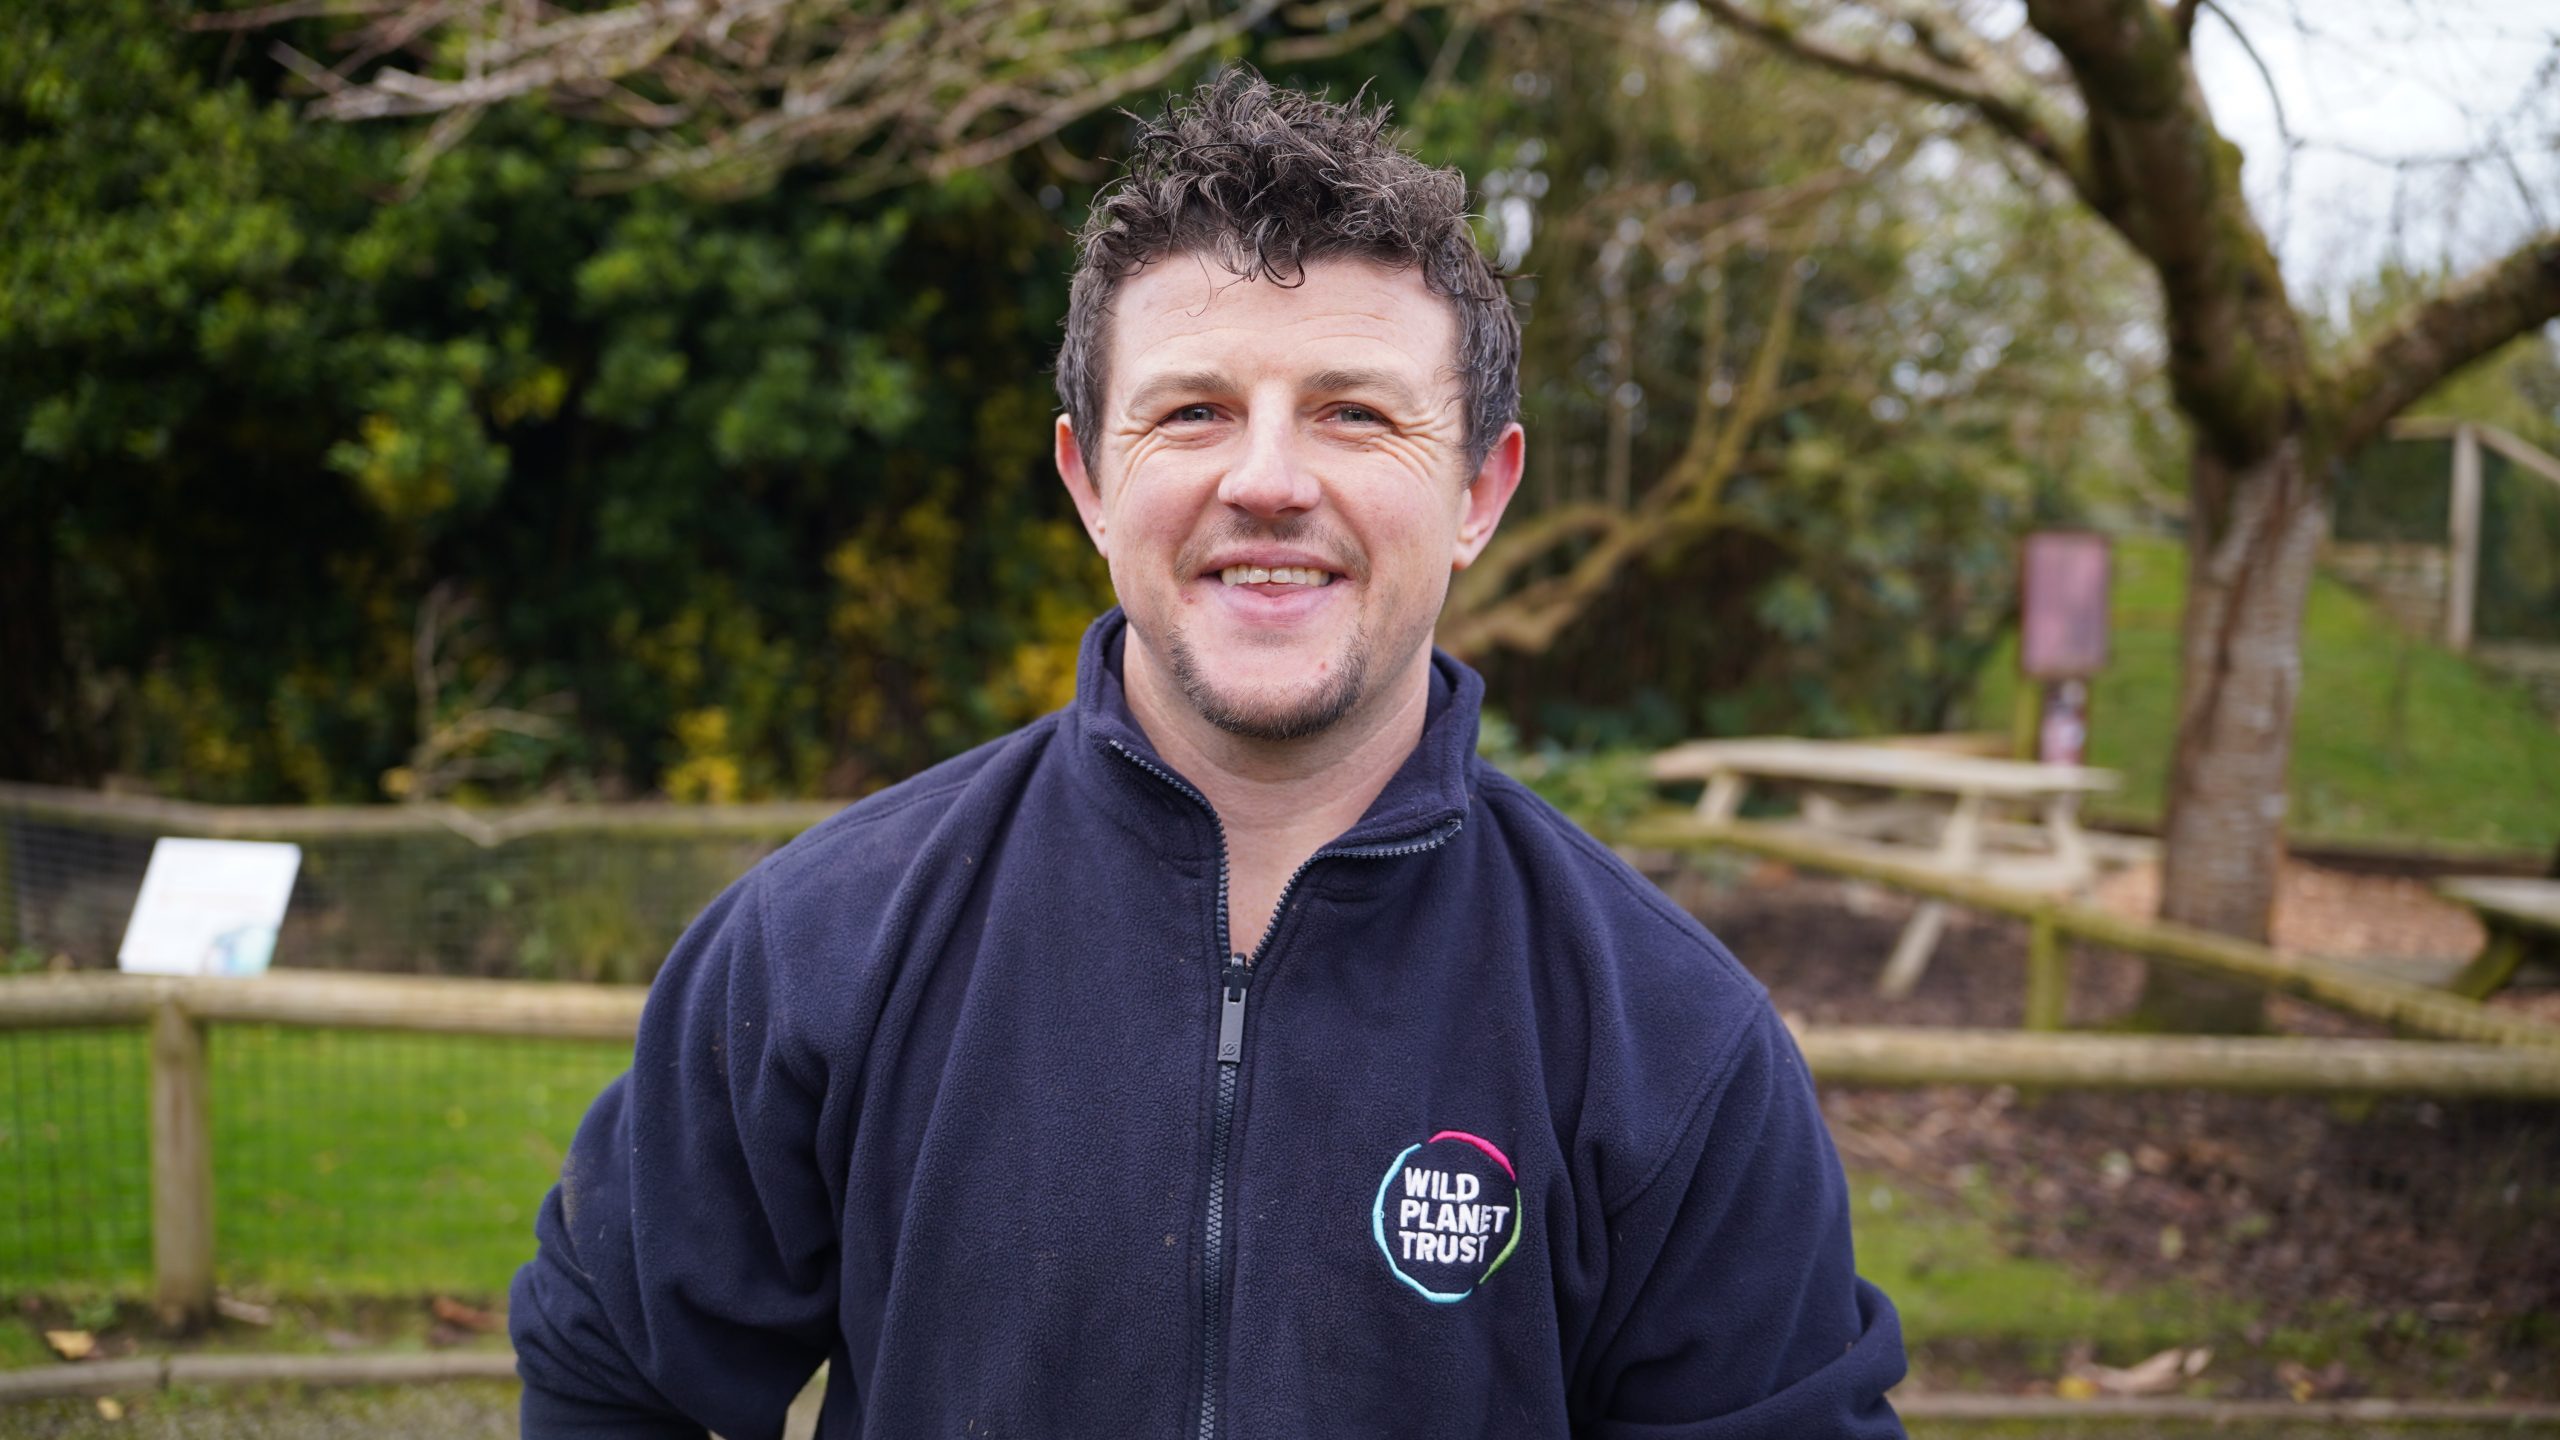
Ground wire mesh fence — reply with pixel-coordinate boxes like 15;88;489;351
2479;445;2560;647
0;1027;150;1293
1;784;822;1298
2333;431;2560;648
210;1025;634;1295
0;1021;635;1297
1;785;833;980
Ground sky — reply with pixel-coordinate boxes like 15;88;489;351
2187;0;2560;311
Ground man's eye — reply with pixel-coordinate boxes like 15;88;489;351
1333;405;1384;425
1166;404;1219;424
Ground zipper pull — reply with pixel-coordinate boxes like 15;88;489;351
1216;958;1251;1065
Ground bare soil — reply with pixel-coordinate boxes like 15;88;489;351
1676;865;2560;1402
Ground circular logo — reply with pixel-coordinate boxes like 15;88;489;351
1370;1131;1522;1303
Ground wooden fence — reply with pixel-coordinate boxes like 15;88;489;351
1;972;641;1327
9;865;2560;1328
1619;814;2560;1050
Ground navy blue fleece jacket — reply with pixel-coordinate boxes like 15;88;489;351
511;609;1905;1438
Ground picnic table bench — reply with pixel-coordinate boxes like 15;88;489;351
2436;876;2560;998
1649;737;2122;998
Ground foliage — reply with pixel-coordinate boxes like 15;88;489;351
1474;711;1658;834
2;0;2172;801
4;0;1107;801
1410;14;2165;749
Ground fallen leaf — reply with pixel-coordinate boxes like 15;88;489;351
44;1329;95;1361
214;1295;274;1327
2274;1357;2361;1400
430;1296;500;1333
2054;1375;2099;1401
95;1397;124;1421
2075;1346;2191;1396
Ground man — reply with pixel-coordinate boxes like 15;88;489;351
512;71;1905;1439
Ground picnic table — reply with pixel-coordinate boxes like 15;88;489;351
1649;737;2121;998
2436;876;2560;998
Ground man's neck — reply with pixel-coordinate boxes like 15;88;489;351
1122;638;1434;956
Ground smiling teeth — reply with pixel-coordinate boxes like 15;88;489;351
1220;565;1333;587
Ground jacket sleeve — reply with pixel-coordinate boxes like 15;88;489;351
1576;1007;1906;1438
510;872;839;1440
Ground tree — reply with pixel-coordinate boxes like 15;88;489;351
1416;15;2166;744
1680;0;2560;1029
4;0;1113;802
243;0;2173;763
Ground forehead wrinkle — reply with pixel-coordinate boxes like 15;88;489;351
1107;258;1460;424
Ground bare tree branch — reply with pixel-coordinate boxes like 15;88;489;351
254;0;1403;192
2329;231;2560;455
2019;0;2306;458
1686;0;2095;200
187;0;402;32
1439;250;1810;658
925;0;1287;179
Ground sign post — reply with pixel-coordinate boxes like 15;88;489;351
2019;532;2113;766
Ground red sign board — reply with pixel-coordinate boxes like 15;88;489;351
2020;531;2112;680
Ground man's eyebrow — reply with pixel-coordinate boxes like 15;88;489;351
1121;370;1234;418
1306;368;1426;410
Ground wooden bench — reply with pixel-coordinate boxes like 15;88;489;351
2436;877;2560;999
1650;738;2120;998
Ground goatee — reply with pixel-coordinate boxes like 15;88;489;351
1159;619;1372;743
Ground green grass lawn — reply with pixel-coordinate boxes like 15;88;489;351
1974;534;2560;851
1846;1168;2253;1390
0;1026;630;1301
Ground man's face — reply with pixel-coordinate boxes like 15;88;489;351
1056;255;1521;743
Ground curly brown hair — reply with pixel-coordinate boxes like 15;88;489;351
1054;69;1520;479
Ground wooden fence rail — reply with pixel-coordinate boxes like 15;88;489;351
0;778;836;847
7;959;2560;1327
1616;814;2560;1052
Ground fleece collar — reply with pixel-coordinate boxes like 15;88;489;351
1068;607;1481;851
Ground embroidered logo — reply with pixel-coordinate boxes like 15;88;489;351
1371;1131;1522;1303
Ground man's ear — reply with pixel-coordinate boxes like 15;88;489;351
1452;422;1525;570
1056;415;1107;557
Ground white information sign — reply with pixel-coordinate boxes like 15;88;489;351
117;838;303;977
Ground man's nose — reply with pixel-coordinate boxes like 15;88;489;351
1216;414;1321;519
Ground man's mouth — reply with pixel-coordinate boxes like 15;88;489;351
1217;565;1335;588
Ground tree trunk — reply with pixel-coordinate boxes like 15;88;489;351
1682;0;2560;1031
2139;433;2327;1031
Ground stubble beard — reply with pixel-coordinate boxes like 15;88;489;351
1149;514;1379;743
1160;615;1372;743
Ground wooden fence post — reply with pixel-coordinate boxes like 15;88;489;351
149;1000;214;1331
2023;909;2068;1032
2447;422;2482;652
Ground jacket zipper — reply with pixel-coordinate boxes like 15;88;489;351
1106;740;1461;1440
